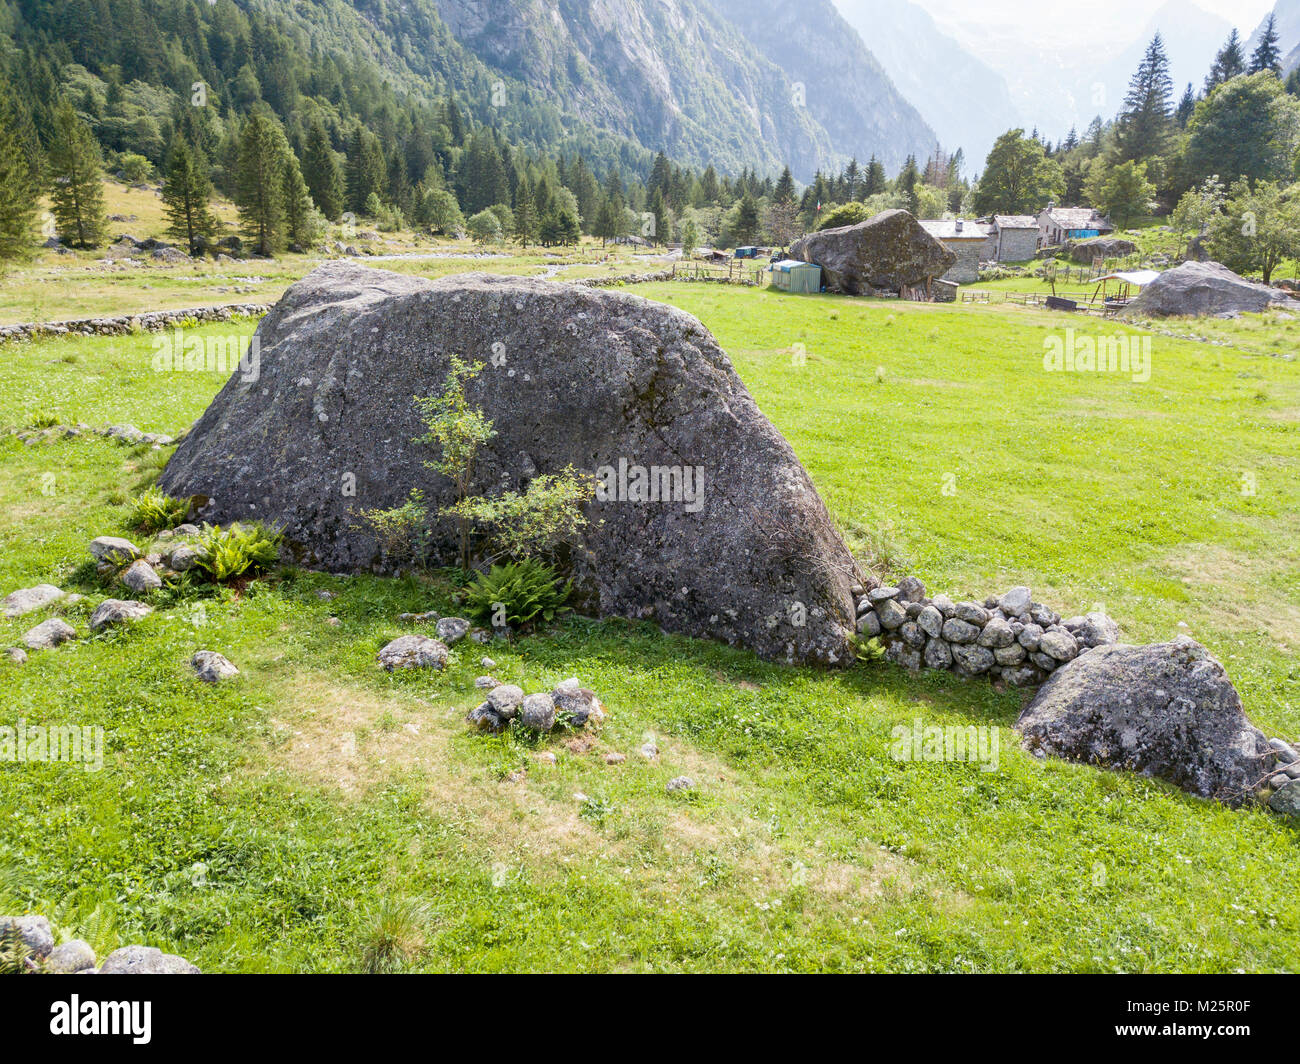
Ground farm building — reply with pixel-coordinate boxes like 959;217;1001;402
918;219;992;284
991;215;1039;262
770;259;822;293
1037;204;1114;248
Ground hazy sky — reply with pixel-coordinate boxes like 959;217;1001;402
912;0;1274;36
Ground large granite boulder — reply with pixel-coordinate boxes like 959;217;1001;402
1016;637;1272;806
789;209;955;295
159;262;860;665
1067;236;1137;263
1123;260;1300;318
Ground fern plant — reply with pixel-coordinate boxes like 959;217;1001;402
463;559;572;628
192;522;282;583
127;487;190;534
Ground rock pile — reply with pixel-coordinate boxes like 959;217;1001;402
855;578;1116;686
467;676;605;734
1;914;198;974
13;422;178;448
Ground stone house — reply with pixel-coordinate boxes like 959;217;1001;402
1037;204;1114;248
918;218;992;284
990;215;1039;262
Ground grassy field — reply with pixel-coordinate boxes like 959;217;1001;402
0;273;1297;973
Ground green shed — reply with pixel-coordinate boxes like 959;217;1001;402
771;259;822;294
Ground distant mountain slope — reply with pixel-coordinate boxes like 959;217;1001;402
709;0;938;175
832;0;1020;172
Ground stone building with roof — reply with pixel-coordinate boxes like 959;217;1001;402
1036;204;1114;248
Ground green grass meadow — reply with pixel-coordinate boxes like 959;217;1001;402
0;281;1297;972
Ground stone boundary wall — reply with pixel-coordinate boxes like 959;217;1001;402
854;577;1118;687
0;303;272;343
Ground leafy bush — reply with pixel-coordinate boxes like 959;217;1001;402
352;488;430;566
192;522;282;583
127;487;189;534
463;559;572;627
447;467;591;564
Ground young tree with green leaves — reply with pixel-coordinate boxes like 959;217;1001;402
1184;73;1300;186
47;98;107;249
1084;158;1155;228
161;138;214;257
974;129;1065;214
1207;179;1300;284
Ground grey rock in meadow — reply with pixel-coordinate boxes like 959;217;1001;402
788;209;956;295
895;575;926;603
1016;637;1273;806
3;584;65;618
89;599;152;632
377;634;449;671
22;617;76;650
518;693;557;732
916;604;944;639
998;586;1033;615
487;683;525;719
466;702;504;732
941;618;979;644
89;536;140;564
158;263;861;666
398;610;439;625
951;643;995;675
876;598;908;630
166;544;203;572
480;657;497;669
474;675;499;689
1017;623;1044;651
435;616;471;646
99;944;200;974
1268;781;1300;816
666;775;695;793
0;915;54;957
5;647;27;664
977;617;1015;649
1123;260;1300;318
191;650;238;683
923;637;953;669
120;558;162;592
44;939;97;973
553;678;602;727
1039;627;1079;662
1062;612;1120;648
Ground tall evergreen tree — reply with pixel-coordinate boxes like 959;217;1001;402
1249;14;1282;75
302;118;343;221
281;153;318;250
235;112;285;257
773;165;796;206
0;85;39;260
513;175;538;247
1175;82;1196;127
346;127;385;216
1206;29;1246;91
1116;33;1174;162
47;98;107;249
161;138;214;257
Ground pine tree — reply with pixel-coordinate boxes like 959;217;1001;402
1175;83;1196;127
47;99;107;249
1249;14;1282;75
346;128;386;216
0;85;38;260
773;165;796;206
302;118;343;221
161;138;214;257
235;112;285;257
896;155;920;213
513;176;537;247
281;153;318;250
1206;30;1246;92
1116;33;1174;161
864;155;887;197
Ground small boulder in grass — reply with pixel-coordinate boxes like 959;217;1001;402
22;618;77;650
191;650;238;683
89;599;152;632
466;702;504;732
604;752;626;765
666;776;695;794
0;915;54;958
5;647;28;665
377;635;449;671
120;558;162;592
553;678;604;727
474;675;500;689
518;693;556;732
487;684;525;720
98;945;199;974
89;536;141;564
435;616;471;645
166;544;204;573
44;939;96;974
3;584;65;618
